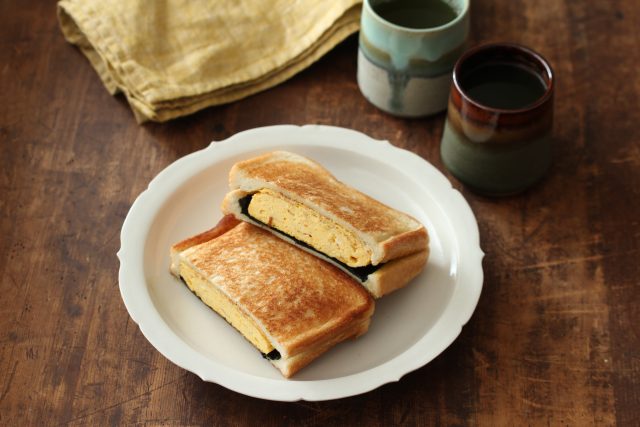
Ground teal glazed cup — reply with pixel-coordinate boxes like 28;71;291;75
357;0;470;117
440;43;555;196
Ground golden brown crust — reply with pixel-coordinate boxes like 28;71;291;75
170;215;240;276
364;249;430;298
225;151;429;265
220;200;429;298
171;214;240;253
171;216;374;360
379;226;429;263
273;316;372;378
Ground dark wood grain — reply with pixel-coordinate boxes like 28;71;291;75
1;0;639;425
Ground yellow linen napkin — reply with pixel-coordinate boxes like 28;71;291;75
58;0;362;123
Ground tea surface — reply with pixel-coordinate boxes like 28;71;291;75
373;0;458;29
461;62;547;110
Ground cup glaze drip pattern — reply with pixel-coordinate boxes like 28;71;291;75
440;43;555;196
357;0;470;117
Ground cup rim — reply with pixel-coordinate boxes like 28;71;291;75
452;42;555;114
363;0;469;33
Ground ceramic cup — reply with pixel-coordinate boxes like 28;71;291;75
357;0;469;117
440;43;555;196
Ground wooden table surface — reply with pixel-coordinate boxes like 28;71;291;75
2;0;639;425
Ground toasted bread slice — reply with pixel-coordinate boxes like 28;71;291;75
170;215;374;378
221;151;429;297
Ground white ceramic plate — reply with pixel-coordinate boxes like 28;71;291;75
118;125;483;401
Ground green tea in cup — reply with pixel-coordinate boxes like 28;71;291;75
460;62;548;110
440;43;555;196
373;0;458;29
357;0;469;117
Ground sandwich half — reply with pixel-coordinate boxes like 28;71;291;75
221;151;429;298
170;215;374;378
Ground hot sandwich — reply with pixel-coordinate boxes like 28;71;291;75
170;215;374;378
221;151;429;298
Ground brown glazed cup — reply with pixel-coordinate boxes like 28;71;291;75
440;43;554;196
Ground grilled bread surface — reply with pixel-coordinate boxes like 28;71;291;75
222;151;429;266
170;215;374;377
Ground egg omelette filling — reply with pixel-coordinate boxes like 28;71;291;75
239;193;381;283
247;189;372;267
179;261;280;359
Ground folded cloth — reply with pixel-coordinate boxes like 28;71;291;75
58;0;361;123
